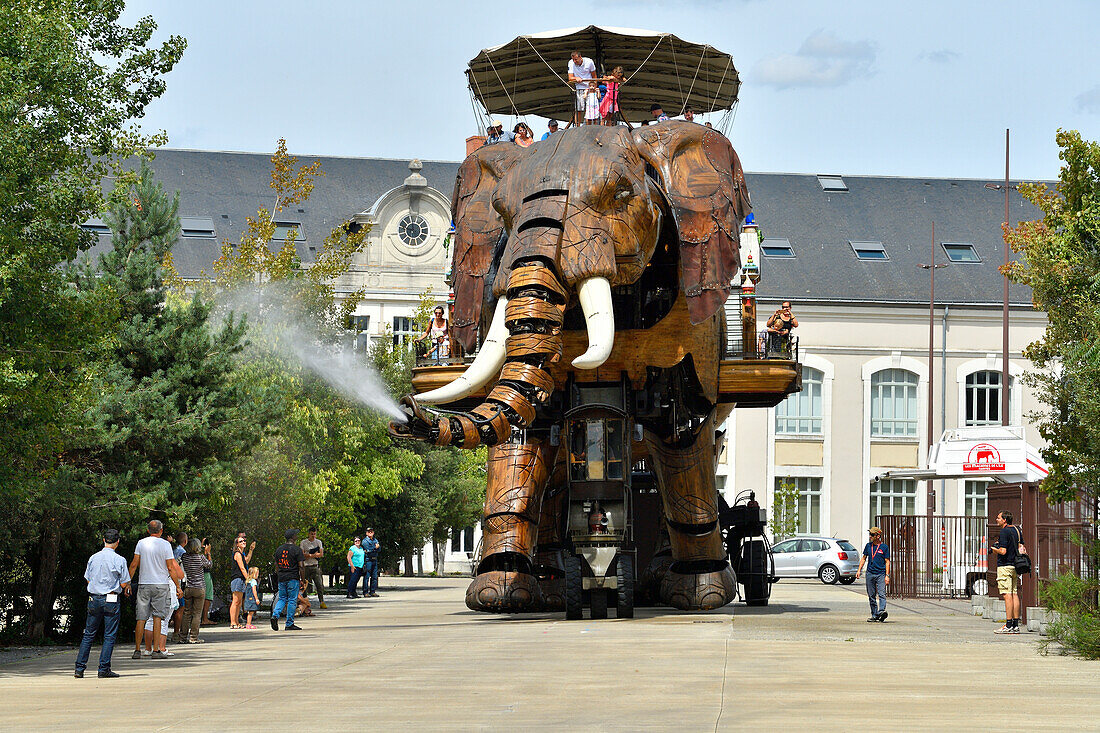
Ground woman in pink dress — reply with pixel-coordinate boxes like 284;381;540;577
599;66;624;126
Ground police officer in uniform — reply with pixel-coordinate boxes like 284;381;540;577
75;529;131;678
361;527;381;597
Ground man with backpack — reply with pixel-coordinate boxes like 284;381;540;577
991;510;1022;634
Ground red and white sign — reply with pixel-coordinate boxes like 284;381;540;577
963;443;1006;472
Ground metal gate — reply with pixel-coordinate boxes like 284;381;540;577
877;515;989;599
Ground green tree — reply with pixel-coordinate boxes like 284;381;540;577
0;1;184;639
772;478;799;541
422;446;487;574
1004;130;1100;504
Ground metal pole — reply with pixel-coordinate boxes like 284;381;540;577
1002;129;1011;426
928;222;936;576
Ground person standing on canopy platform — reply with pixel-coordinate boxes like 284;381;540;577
567;50;596;126
599;66;624;125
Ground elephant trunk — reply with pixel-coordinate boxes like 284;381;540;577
393;259;576;447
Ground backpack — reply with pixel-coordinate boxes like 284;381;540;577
1012;526;1032;575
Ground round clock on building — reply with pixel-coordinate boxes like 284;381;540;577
397;213;430;247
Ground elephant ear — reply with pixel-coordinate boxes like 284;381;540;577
632;122;752;324
449;143;525;352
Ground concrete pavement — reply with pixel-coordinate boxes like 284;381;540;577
1;577;1096;731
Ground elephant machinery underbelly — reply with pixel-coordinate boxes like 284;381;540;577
390;122;752;612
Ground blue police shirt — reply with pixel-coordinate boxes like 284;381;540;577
862;542;890;574
362;537;380;560
85;546;131;595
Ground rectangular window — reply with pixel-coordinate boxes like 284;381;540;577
869;479;917;526
180;216;216;238
392;316;418;347
775;366;823;435
776;477;822;535
761;237;795;257
818;175;848;192
965;371;1006;426
81;219;110;235
272;222;304;241
964;480;988;518
942;242;980;263
870;369;919;437
850;240;888;261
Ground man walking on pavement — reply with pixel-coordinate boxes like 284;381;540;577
75;529;131;678
856;527;891;622
362;527;381;597
129;520;184;659
299;526;327;609
272;529;305;631
991;510;1022;634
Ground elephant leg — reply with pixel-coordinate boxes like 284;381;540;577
533;470;568;610
466;439;555;613
645;423;736;611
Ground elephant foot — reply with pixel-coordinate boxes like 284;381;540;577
538;577;565;611
659;564;737;611
465;571;542;613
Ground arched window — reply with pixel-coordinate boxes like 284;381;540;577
870;369;919;437
965;370;1011;426
776;366;823;435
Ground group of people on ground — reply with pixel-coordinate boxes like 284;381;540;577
346;529;381;598
75;520;362;678
855;510;1025;633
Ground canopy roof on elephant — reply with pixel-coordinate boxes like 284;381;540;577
466;26;741;121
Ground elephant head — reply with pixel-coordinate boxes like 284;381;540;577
390;122;751;447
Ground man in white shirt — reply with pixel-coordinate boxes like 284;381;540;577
128;520;183;659
567;51;596;126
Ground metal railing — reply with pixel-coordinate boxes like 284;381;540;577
723;320;799;361
878;515;990;599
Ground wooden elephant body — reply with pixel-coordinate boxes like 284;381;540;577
391;122;752;612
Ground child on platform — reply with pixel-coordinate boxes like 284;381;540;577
584;80;602;125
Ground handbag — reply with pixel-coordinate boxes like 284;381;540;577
1012;526;1032;575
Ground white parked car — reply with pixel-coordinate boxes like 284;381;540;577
770;536;860;584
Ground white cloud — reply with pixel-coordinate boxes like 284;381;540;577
1074;85;1100;113
918;49;960;64
753;30;876;89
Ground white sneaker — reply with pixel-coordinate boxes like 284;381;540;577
994;624;1012;634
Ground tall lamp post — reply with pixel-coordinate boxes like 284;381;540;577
920;223;948;576
985;129;1014;426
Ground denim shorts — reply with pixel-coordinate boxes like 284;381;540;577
230;577;246;594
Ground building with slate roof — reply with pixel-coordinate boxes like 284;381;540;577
86;149;1048;570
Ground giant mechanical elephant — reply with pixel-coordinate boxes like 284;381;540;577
390;122;752;613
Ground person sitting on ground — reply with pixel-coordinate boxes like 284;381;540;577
599;66;624;125
243;567;261;629
567;50;597;126
513;122;535;148
650;103;669;122
583;80;602;125
485;119;514;145
540;120;559;140
296;582;313;618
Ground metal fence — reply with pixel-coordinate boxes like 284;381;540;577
723;308;799;361
877;515;990;599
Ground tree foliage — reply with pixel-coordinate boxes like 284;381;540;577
772;478;799;541
1005;130;1100;503
0;0;185;639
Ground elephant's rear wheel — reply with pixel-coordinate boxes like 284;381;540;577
564;555;583;620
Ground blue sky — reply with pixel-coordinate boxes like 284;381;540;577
124;0;1100;181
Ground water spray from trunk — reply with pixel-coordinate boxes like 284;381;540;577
218;287;406;422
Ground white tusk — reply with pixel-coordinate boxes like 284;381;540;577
417;298;508;404
572;277;615;370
